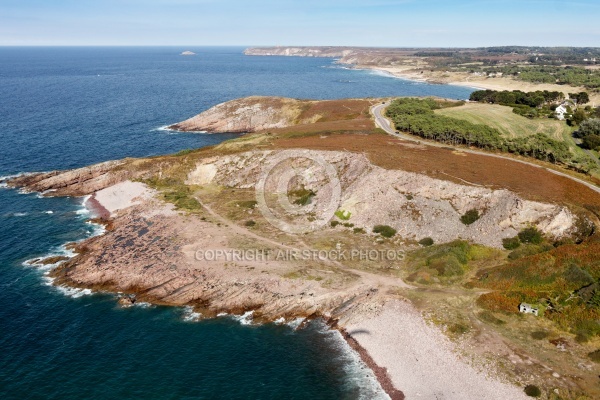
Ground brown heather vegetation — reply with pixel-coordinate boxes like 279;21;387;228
272;133;600;211
474;239;600;340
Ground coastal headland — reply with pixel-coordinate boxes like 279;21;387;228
5;95;600;399
245;46;600;104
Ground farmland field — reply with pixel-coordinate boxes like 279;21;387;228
435;102;572;140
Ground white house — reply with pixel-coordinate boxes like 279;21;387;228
555;104;568;120
519;303;539;316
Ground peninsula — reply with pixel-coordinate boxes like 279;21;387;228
5;95;600;399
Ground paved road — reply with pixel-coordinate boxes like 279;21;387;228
371;102;600;195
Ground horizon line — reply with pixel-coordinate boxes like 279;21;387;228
1;44;600;49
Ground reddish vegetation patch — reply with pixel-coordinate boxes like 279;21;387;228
269;119;375;135
263;98;377;135
297;98;373;122
477;292;529;314
272;133;600;211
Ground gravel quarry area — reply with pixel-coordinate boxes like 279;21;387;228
188;149;578;248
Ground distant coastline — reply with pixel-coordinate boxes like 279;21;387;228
245;46;600;104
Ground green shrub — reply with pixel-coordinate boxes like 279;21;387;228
429;255;464;277
573;320;600;343
507;244;548;260
418;237;434;246
373;225;397;238
175;148;195;156
289;188;315;206
530;330;549;340
524;385;541;397
518;227;543;244
334;209;351;220
460;209;480;225
564;264;594;285
343;222;355;228
161;185;202;212
244;220;256;227
588;349;600;363
330;220;340;228
353;227;365;234
502;236;521;250
448;323;470;334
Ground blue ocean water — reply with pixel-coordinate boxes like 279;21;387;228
0;47;474;399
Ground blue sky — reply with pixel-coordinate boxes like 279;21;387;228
0;0;598;46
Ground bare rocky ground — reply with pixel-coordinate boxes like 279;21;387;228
4;147;591;400
188;149;578;248
168;96;317;133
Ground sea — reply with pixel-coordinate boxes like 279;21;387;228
0;47;474;399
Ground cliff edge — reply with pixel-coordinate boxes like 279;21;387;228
168;96;317;133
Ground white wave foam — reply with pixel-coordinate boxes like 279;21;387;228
41;275;93;298
86;220;106;237
231;310;254;325
0;182;7;189
133;301;153;309
155;125;209;134
273;317;286;325
38;189;56;198
182;305;202;321
23;240;79;269
0;173;27;182
44;210;54;214
12;212;28;217
76;195;92;215
317;323;389;400
217;312;228;317
287;317;305;329
42;275;54;286
321;65;352;70
56;286;93;298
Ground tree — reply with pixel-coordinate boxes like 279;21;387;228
570;109;588;125
583;134;600;151
518;227;543;244
576;118;600;138
577;92;590;104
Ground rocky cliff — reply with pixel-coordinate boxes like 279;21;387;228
40;150;580;320
244;47;352;58
5;160;131;197
244;47;417;66
168;96;316;133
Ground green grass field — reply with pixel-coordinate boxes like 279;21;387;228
435;102;600;176
435;102;572;140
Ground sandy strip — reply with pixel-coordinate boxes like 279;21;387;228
345;300;528;400
363;65;600;104
89;180;153;217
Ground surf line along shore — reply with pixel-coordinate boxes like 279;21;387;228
40;175;528;400
78;180;405;399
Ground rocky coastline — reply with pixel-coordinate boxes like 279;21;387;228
5;143;582;398
4;91;598;398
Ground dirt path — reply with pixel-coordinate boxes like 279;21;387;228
194;193;413;290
